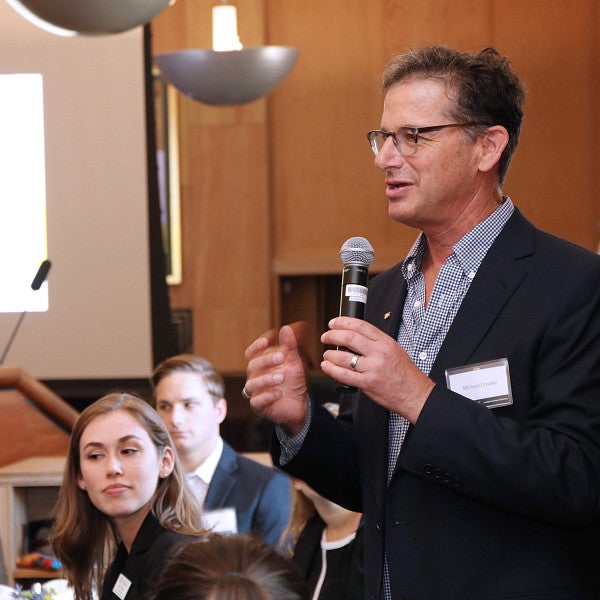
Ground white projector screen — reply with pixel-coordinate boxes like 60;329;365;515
0;2;154;380
0;73;49;314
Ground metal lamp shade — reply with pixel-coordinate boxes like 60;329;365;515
154;46;300;105
6;0;172;35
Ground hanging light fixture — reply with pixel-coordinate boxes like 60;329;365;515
154;3;299;105
5;0;173;36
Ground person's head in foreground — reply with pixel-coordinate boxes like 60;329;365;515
154;534;309;600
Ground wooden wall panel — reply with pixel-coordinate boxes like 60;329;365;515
152;0;599;373
267;0;397;274
493;0;599;250
153;0;272;373
268;0;599;274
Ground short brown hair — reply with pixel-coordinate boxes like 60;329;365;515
382;45;525;186
151;354;225;406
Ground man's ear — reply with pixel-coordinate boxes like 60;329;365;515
215;398;227;424
478;125;509;174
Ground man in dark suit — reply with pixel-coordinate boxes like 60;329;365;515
243;46;600;599
150;354;291;549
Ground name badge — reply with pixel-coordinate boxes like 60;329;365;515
203;507;238;534
112;573;132;600
445;358;513;408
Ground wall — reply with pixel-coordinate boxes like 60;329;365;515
0;4;154;380
152;0;272;374
152;0;600;374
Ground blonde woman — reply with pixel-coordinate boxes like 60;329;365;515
51;393;205;600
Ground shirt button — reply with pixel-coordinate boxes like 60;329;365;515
413;300;421;308
468;270;476;279
407;263;414;272
418;351;428;361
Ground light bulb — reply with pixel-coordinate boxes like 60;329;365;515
212;5;242;51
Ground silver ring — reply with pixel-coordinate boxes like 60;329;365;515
241;386;251;399
349;355;359;370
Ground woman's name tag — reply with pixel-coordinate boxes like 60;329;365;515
113;573;132;600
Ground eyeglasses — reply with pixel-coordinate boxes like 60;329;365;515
366;123;481;157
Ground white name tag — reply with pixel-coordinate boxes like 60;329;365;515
445;358;513;408
112;573;132;600
203;507;238;534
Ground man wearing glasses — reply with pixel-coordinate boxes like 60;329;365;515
244;46;600;599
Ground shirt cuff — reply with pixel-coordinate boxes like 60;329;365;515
275;396;312;466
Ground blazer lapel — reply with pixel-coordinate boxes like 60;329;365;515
429;208;534;383
363;263;408;507
367;262;406;338
120;513;162;582
204;442;237;510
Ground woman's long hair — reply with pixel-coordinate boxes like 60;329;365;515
50;392;205;600
280;483;316;555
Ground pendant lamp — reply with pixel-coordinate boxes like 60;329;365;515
154;4;299;105
5;0;173;36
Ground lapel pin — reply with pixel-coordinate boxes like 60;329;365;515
384;311;391;320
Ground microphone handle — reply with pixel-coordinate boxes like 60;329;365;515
335;264;369;393
338;264;369;319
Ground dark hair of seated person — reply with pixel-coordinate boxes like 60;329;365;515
153;534;309;600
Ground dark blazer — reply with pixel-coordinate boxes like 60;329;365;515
101;512;196;600
205;441;292;548
274;208;600;600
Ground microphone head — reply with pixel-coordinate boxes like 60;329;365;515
339;237;374;267
31;259;52;290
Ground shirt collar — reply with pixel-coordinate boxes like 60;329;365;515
401;197;514;281
402;233;427;281
454;196;514;276
188;436;223;485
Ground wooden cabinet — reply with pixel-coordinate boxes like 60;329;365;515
0;456;65;587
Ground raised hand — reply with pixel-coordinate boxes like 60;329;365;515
243;322;310;436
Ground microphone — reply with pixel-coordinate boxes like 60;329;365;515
335;237;374;392
0;259;52;366
338;237;374;319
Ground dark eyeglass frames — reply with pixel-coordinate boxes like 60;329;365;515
366;123;483;157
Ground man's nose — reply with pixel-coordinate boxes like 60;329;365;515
171;403;185;425
374;136;404;171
